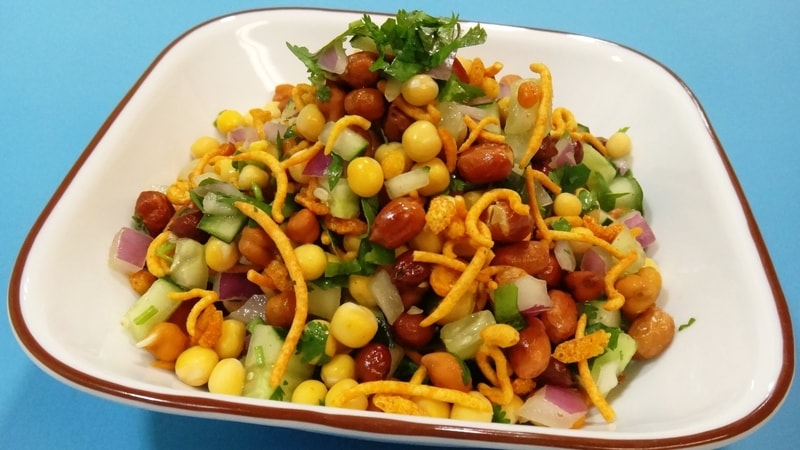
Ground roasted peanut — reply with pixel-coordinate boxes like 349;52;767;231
391;311;435;349
618;266;662;318
136;322;190;362
168;207;209;243
534;252;564;287
390;249;432;288
508;317;551;379
492;241;550;275
536;357;575;388
285;208;321;244
354;342;392;382
420;351;472;392
135;191;175;237
369;197;426;249
265;291;296;329
383;104;414;142
344;88;386;121
628;305;675;359
456;142;514;184
237;225;275;267
317;82;346;121
340;51;380;88
540;289;578;344
482;201;535;243
564;270;605;302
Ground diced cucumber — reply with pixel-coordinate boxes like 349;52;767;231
581;144;617;189
607;175;644;213
327;178;360;219
319;122;368;161
242;324;315;401
440;310;496;360
120;278;184;342
611;227;646;275
197;212;248;243
582;300;621;329
473;102;502;134
590;332;637;395
169;238;208;289
202;191;240;216
307;284;341;321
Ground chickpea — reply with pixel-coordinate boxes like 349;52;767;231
606;129;632;159
294;243;327;281
285;208;321;244
449;391;493;423
420;352;472;392
325;378;368;410
136;322;189;362
292;379;328;405
174;345;219;387
295;103;326;141
402;120;442;163
413;397;451;418
414;157;449;196
618;266;663;318
237;226;274;267
408;226;444;254
401;74;439;106
380;148;413;180
343;88;386;121
265;291;296;328
237;164;270;191
553;192;582;217
346;156;384;197
190;136;221;159
129;269;157;295
329;302;378;349
320;354;356;387
213;319;246;359
215;109;245;134
207;358;245;396
205;236;240;273
347;274;377;308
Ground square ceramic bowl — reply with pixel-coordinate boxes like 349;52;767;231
9;7;794;449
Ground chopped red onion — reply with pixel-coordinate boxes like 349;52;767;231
512;274;552;316
227;126;258;145
517;385;589;428
302;151;332;176
109;227;153;273
214;272;263;301
580;246;613;275
549;137;577;168
317;43;347;74
425;52;455;80
620;210;656;248
263;122;288;142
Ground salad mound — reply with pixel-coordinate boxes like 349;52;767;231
111;9;675;428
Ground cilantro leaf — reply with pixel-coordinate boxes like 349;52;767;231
492;404;511;424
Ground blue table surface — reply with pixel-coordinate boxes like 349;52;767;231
2;1;798;448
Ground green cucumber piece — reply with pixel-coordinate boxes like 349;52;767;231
582;144;617;189
473;102;502;134
169;238;208;289
319;122;368;161
590;332;637;395
197;212;248;243
328;178;360;219
607;175;644;213
120;278;184;342
242;324;315;401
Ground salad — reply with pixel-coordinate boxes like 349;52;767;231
110;9;675;428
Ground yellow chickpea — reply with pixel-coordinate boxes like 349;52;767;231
207;358;246;396
296;103;326;142
174;345;219;387
347;274;377;308
401;74;439;106
606;129;632;159
449;391;493;422
292;379;329;405
346;156;384;197
205;236;240;273
402;120;442;163
329;302;378;348
293;244;327;280
414;157;449;196
215;109;245;134
190;136;221;159
553;192;583;217
320;354;356;388
325;378;368;410
213;319;246;359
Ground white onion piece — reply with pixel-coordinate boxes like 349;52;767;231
554;240;576;272
227;126;258;145
214;272;263;301
308;284;342;321
580;246;613;274
533;179;553;208
227;294;268;324
384;166;430;199
512;274;552;315
109;227;153;273
369;269;404;325
383;76;402;102
549;137;577;168
517;385;589;428
620;210;656;248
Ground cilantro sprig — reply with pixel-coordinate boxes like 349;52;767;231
287;10;487;100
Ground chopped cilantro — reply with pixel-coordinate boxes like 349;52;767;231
492;404;511;424
550;163;590;193
326;153;345;190
269;385;285;401
297;320;332;365
679;317;696;331
551;217;572;232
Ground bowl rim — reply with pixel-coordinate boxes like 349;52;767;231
7;6;795;449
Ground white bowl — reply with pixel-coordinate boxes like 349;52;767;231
8;7;794;449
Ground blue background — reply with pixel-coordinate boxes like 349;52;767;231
2;1;797;448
